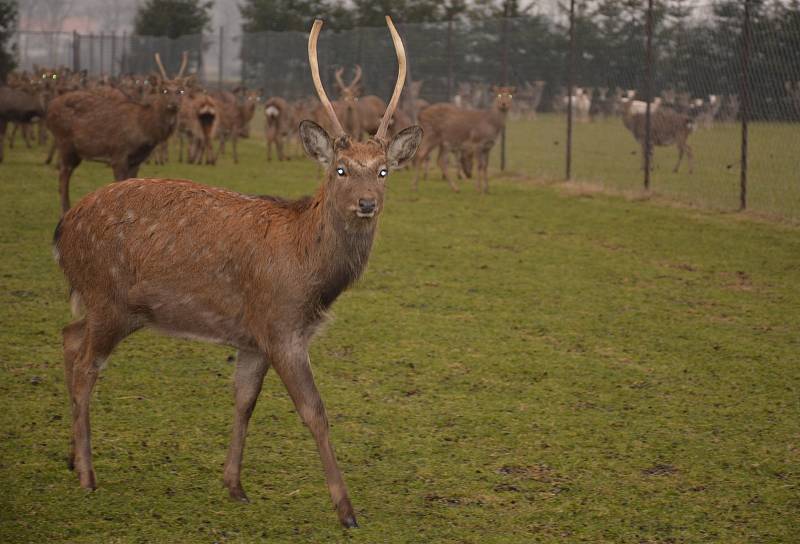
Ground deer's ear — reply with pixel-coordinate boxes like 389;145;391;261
299;120;334;166
386;125;423;170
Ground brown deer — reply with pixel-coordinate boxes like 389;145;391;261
46;53;187;215
53;16;421;529
213;88;257;164
178;86;218;165
235;87;262;138
622;99;695;173
322;65;362;138
264;96;294;161
0;82;45;162
414;86;513;193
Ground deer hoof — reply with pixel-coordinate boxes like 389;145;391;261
228;486;250;503
78;470;96;490
341;515;358;529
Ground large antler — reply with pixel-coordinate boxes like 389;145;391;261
177;51;189;78
153;53;169;79
308;20;345;137
375;16;407;141
351;65;362;88
334;67;347;92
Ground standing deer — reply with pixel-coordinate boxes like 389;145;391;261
53;16;421;529
46;53;187;215
0;83;44;163
264;96;294;161
622;98;695;173
178;86;219;165
414;87;513;193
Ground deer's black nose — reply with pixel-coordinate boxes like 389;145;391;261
358;199;376;214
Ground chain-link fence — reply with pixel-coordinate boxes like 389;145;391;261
11;1;800;221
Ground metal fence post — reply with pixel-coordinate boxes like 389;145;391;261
446;18;453;101
740;0;751;211
110;32;117;77
218;26;224;90
100;32;105;76
566;0;575;181
644;0;654;190
500;15;508;172
72;31;80;72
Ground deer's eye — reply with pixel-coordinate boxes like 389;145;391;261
378;169;388;178
336;167;346;177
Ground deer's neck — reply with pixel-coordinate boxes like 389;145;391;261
141;99;179;143
298;185;377;313
487;106;508;130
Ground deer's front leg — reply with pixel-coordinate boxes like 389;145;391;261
272;342;357;528
223;349;270;502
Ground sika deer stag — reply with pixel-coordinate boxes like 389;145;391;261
46;53;186;215
53;16;421;529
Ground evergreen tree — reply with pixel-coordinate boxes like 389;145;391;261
0;0;17;81
135;0;213;38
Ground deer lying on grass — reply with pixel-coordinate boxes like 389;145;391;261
264;96;294;161
53;16;421;529
413;86;513;193
46;53;186;215
622;98;695;174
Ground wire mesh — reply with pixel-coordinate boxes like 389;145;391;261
8;1;800;221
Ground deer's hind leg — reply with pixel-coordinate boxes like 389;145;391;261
223;349;270;502
62;317;86;470
58;148;81;216
69;314;128;490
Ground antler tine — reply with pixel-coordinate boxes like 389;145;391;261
352;64;362;88
375;16;407;141
177;51;189;78
153;52;169;80
308;20;345;137
334;67;346;92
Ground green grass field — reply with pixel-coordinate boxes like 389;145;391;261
502;114;800;221
1;128;799;543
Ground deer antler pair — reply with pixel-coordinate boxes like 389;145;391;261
309;17;405;141
154;51;189;80
334;65;362;93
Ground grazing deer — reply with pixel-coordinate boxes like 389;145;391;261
46;53;187;215
264;96;294;161
622;98;695;173
414;87;513;193
53;16;421;529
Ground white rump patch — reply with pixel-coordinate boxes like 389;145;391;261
266;106;280;117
